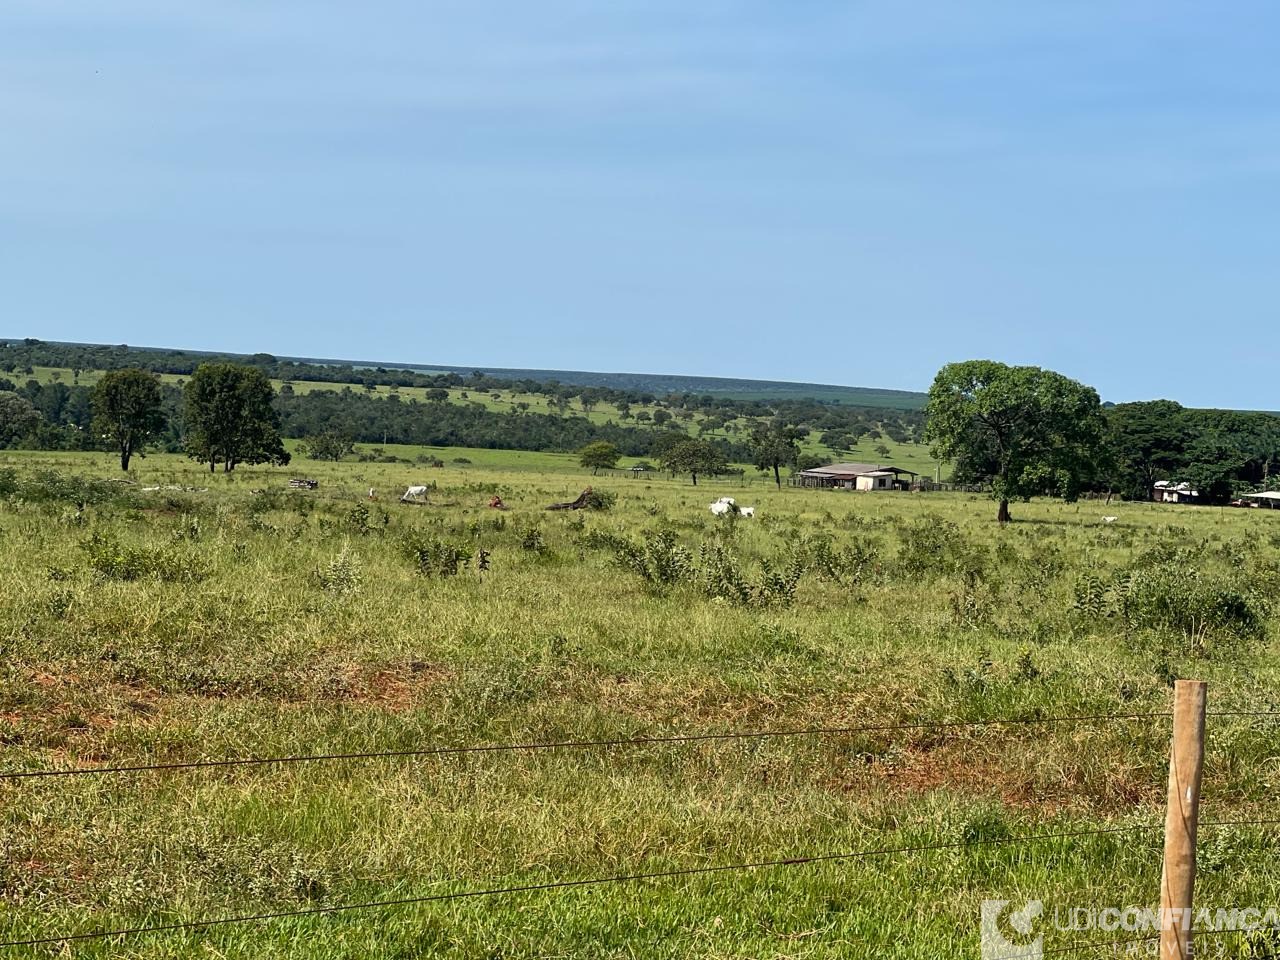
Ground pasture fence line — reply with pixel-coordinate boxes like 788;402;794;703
1;684;1276;954
0;710;1180;780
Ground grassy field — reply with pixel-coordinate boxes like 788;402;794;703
1;449;1277;958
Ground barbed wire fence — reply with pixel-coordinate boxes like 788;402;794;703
0;687;1275;955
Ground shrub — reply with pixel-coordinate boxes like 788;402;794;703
1118;567;1264;646
612;531;693;590
316;545;362;595
80;532;207;583
402;531;472;578
895;516;986;580
581;488;617;511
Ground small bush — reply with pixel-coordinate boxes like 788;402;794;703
581;489;617;511
612;531;694;590
80;532;207;583
895;516;986;580
403;531;472;578
316;545;362;595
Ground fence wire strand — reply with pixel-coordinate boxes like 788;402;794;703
0;821;1162;948
0;711;1176;781
6;819;1277;949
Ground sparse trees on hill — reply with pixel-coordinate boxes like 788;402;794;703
184;363;290;472
924;360;1106;522
92;368;164;471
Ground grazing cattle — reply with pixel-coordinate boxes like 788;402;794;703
401;485;430;503
710;497;755;518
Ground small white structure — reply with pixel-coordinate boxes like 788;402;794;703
1153;480;1200;504
1240;491;1280;509
401;485;430;504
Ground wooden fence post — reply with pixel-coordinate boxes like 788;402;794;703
1160;679;1207;960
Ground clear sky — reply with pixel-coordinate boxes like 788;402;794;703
2;2;1276;407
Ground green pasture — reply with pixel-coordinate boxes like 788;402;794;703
0;450;1276;958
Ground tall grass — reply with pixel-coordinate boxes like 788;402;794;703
0;451;1276;958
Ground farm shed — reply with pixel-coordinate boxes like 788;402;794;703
1153;480;1200;504
1240;491;1280;508
794;463;918;491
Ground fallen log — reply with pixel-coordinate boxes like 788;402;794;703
545;487;592;511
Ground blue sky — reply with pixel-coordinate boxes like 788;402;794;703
2;2;1276;407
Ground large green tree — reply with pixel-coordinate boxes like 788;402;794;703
750;424;802;489
184;363;290;472
0;391;42;446
1105;400;1194;501
301;431;355;462
92;368;165;471
658;437;726;486
578;440;620;475
924;360;1107;522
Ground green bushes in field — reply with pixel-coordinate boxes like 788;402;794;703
1074;564;1267;650
895;515;988;579
3;469;138;508
788;533;879;584
80;531;207;583
316;544;362;595
580;488;617;511
611;531;802;606
612;530;693;590
402;530;472;577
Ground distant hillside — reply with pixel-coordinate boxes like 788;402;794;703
1;339;927;410
350;363;927;409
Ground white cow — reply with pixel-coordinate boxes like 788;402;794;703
401;485;430;503
710;497;755;518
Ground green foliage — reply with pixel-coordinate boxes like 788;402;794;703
80;532;207;583
316;545;362;595
520;528;547;554
749;424;802;488
402;531;473;577
577;441;621;475
895;516;987;579
91;368;164;470
184;363;290;472
580;488;617;511
656;437;727;485
1074;563;1266;651
925;360;1107;520
0;390;42;446
611;530;694;590
302;431;355;461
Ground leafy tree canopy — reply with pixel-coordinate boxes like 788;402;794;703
924;360;1106;522
658;437;727;486
578;440;621;475
92;368;164;471
184;363;290;472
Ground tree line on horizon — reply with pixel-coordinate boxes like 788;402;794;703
4;349;1280;513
